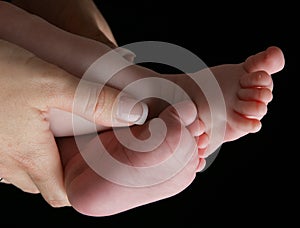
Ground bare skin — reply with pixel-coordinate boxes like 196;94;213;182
0;2;285;216
11;0;117;47
57;101;206;216
0;1;148;207
182;46;284;144
56;46;284;216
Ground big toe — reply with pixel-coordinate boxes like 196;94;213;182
244;46;285;74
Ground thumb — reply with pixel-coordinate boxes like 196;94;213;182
48;74;148;128
73;79;149;127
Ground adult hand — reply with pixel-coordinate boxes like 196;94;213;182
0;38;147;207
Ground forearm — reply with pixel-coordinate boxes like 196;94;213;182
11;0;117;47
11;0;70;24
0;1;105;76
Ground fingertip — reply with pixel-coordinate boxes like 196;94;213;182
113;96;149;126
134;101;149;125
47;198;71;208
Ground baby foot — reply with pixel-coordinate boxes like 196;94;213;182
57;101;206;216
173;46;285;145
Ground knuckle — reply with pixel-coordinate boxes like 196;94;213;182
93;87;116;122
93;89;106;120
75;80;107;120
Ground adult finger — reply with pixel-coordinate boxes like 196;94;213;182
0;169;39;193
17;119;71;208
21;131;70;207
32;63;148;129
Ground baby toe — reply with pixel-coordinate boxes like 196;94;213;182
229;111;262;133
187;118;206;137
196;158;206;172
197;133;209;149
238;88;273;104
240;71;273;90
243;46;285;74
234;100;268;119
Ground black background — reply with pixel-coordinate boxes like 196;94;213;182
1;0;298;226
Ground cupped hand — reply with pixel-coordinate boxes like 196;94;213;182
0;38;147;207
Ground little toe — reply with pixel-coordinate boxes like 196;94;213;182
243;46;285;74
240;71;273;90
196;158;206;172
238;88;273;104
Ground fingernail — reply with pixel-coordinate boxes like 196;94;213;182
115;47;136;62
116;96;148;125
